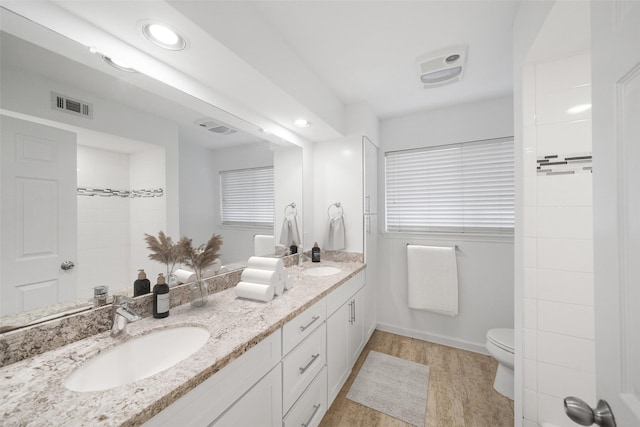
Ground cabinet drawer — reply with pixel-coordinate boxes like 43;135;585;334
282;322;326;414
326;270;365;316
283;367;327;427
282;297;326;355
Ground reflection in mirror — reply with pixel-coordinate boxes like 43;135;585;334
0;10;303;331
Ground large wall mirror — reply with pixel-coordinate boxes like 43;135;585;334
0;9;304;331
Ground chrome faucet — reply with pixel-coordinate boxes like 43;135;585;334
111;295;142;337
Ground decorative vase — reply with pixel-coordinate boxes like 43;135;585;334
190;273;208;308
167;273;180;288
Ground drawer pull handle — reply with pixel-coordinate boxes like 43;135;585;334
299;353;320;374
299;315;320;332
301;403;321;427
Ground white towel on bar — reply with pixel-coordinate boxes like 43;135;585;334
279;215;301;246
407;245;458;316
327;215;346;250
254;235;274;256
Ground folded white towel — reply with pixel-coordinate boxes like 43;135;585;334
235;282;274;302
407;245;458;316
241;268;280;287
327;215;346;250
247;256;284;273
279;215;301;246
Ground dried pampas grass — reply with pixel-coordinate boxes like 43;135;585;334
144;231;186;275
181;234;223;276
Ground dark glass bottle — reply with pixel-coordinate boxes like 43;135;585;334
133;269;151;297
290;240;298;254
312;242;321;262
153;273;170;318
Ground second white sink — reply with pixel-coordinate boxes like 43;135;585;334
302;266;341;277
64;326;210;392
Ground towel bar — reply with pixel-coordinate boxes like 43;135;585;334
406;243;460;252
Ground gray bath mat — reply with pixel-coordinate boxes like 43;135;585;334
346;350;429;427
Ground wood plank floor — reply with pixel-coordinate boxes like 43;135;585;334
320;330;514;427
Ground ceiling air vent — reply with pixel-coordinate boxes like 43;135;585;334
194;118;237;135
416;45;467;89
51;92;93;119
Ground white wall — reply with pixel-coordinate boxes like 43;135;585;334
376;95;515;353
313;135;363;253
208;143;274;265
521;52;595;427
274;145;304;249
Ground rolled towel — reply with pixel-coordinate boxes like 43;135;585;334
247;256;284;273
174;269;196;283
274;281;285;296
279;269;293;290
235;282;274;302
241;268;280;287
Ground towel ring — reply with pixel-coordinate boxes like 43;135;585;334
327;202;343;218
284;202;297;217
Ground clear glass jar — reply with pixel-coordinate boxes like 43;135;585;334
190;278;208;308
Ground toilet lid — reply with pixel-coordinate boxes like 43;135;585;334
487;328;514;353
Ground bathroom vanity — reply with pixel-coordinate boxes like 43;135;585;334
0;260;368;427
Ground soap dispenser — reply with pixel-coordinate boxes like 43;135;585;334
133;269;151;297
312;242;321;262
153;273;170;318
290;240;298;255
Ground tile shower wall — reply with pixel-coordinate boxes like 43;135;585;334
522;52;595;427
77;146;131;298
77;145;166;299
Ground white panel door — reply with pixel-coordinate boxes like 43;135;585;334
1;115;77;316
591;1;640;425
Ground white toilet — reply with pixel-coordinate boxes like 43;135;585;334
486;328;514;400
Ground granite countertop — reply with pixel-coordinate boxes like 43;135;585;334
0;260;365;427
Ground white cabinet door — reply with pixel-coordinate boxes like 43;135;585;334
211;364;282;427
347;287;365;368
327;301;349;406
1;115;77;316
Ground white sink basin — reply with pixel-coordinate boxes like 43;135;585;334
64;326;210;392
302;266;341;277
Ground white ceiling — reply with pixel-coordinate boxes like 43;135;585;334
3;0;522;142
251;0;520;119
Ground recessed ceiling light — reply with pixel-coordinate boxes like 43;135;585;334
100;55;137;73
293;119;311;128
567;104;591;114
141;22;187;51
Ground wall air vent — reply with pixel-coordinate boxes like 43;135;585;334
194;118;237;135
51;92;93;119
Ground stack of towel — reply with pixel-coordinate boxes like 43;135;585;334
235;256;294;302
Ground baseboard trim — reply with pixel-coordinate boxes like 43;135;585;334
375;322;489;355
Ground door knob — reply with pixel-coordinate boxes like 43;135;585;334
564;396;616;427
60;260;75;271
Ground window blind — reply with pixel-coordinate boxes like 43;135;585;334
385;137;514;234
220;166;274;227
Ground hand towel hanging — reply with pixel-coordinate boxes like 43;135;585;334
407;244;459;316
